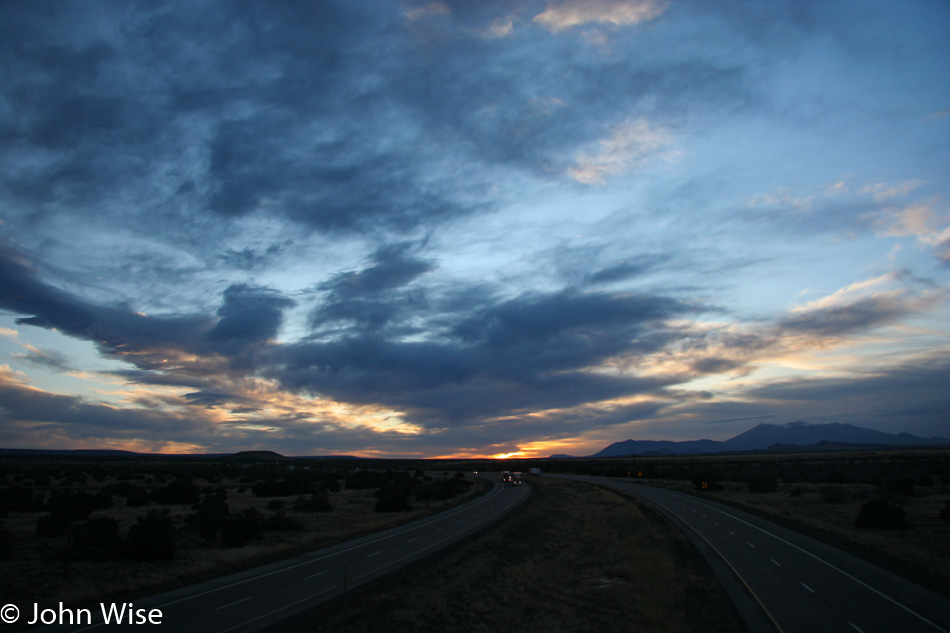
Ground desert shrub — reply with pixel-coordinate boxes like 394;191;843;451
252;479;306;497
854;498;907;529
882;476;915;498
375;482;413;512
747;474;778;494
265;511;304;532
347;470;390;490
221;508;266;547
45;490;96;520
780;469;802;484
266;499;284;510
92;490;113;510
940;500;950;523
36;513;72;537
192;488;228;512
106;482;149;507
0;525;15;559
126;489;150;507
415;476;472;501
321;473;342;493
127;510;176;561
150;475;199;505
820;485;849;503
187;491;230;542
293;491;334;512
69;517;122;560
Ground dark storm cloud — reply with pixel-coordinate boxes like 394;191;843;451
4;239;695;431
274;286;695;426
777;295;911;338
0;245;294;373
312;242;435;333
454;289;686;349
183;391;244;408
218;241;292;271
0;373;206;437
320;243;435;297
0;2;483;238
207;284;296;356
0;244;212;363
0;0;771;249
393;35;751;176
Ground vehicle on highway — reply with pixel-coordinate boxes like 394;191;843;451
501;471;512;485
512;472;523;485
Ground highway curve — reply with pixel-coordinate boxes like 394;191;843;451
558;475;950;633
29;474;530;633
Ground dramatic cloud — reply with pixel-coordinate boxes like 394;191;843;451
1;1;947;456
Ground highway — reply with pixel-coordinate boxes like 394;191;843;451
558;475;950;633
32;474;529;633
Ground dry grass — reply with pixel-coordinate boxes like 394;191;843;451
0;475;490;611
288;478;746;633
648;478;950;585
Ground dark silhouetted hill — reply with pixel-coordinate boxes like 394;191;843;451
578;421;949;458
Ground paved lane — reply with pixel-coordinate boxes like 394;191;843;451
29;475;529;633
556;475;950;633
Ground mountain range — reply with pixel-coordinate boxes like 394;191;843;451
575;422;950;458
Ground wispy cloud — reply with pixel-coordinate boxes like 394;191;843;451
534;0;668;33
860;179;926;202
568;117;676;184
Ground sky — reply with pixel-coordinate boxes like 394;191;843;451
0;1;948;459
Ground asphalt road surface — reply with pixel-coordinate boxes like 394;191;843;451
27;474;529;633
557;474;950;633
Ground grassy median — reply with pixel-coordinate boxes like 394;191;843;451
294;477;746;633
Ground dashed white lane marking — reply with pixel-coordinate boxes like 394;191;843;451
658;490;950;633
407;537;418;543
305;570;330;580
747;542;755;548
435;527;443;532
714;521;719;526
771;559;781;567
801;582;815;594
215;596;252;611
849;622;865;633
728;530;735;535
367;550;383;558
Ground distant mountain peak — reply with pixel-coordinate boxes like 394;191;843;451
587;421;949;458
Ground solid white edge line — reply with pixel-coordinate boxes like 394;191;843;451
650;486;949;633
154;478;507;610
67;479;523;633
215;596;252;611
